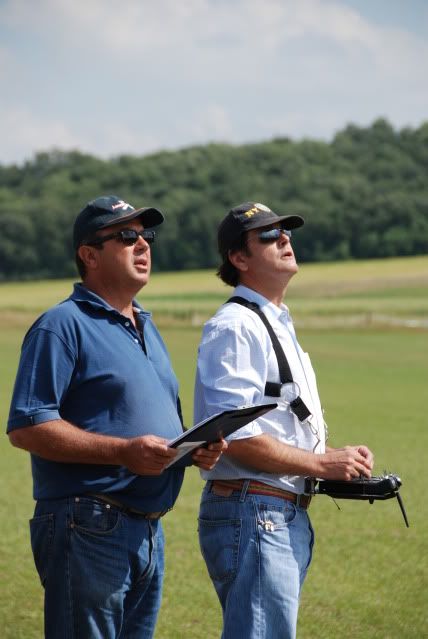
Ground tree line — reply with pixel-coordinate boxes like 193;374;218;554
1;118;427;281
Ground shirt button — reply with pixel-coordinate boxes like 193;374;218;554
134;338;139;343
125;321;130;327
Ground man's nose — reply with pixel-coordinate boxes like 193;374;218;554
135;233;150;251
278;229;290;244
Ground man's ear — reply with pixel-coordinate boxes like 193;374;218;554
77;245;100;271
228;249;249;273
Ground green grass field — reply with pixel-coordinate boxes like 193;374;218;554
1;256;427;638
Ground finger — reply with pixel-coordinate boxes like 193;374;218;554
199;463;216;471
194;445;224;458
358;454;373;470
355;462;372;478
192;450;218;463
143;458;169;471
359;447;374;468
194;458;219;471
207;439;228;452
198;445;223;456
354;445;373;462
356;445;369;458
152;445;177;459
192;450;223;468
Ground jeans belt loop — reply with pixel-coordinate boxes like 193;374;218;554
239;479;250;502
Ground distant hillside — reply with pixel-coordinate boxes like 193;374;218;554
1;118;427;280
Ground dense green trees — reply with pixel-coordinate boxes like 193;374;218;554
0;119;427;280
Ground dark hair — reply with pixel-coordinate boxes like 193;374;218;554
217;233;250;287
74;239;104;279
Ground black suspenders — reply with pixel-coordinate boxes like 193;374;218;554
227;296;312;422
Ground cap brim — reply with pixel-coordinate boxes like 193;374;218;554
134;206;164;228
249;214;304;231
98;206;164;230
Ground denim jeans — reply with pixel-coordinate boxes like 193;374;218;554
30;496;165;639
198;481;315;639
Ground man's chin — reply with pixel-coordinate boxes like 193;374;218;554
283;259;298;273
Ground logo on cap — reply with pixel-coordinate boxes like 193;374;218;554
254;203;271;212
111;200;133;211
244;203;272;218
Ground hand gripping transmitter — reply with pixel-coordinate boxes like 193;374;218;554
304;473;409;527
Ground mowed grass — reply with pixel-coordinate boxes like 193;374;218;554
1;255;427;327
161;328;428;639
0;256;427;638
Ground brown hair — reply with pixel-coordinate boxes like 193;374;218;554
217;233;250;287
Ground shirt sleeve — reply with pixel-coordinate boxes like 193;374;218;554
7;328;77;431
194;315;269;440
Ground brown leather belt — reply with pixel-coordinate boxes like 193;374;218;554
87;494;171;520
210;479;311;510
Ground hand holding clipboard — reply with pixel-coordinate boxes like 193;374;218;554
166;403;277;468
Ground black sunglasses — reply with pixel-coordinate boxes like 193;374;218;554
257;227;292;243
87;229;156;247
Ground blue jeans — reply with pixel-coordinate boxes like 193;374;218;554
30;496;165;639
198;482;315;639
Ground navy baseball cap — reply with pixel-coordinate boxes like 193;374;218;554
73;195;164;249
218;202;304;255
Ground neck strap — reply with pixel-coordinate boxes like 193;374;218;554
227;296;312;422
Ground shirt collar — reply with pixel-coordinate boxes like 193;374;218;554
70;282;151;319
234;284;290;323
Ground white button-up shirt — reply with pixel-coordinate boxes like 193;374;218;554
194;284;326;493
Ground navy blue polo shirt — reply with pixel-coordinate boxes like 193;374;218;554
7;283;185;511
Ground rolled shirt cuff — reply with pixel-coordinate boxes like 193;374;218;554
7;410;61;431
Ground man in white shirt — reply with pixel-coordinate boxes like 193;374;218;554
194;202;374;639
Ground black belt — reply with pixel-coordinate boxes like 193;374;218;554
87;493;171;520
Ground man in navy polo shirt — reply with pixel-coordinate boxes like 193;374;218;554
7;195;226;639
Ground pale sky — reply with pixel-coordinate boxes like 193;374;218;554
1;0;427;166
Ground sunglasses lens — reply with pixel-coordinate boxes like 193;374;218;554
142;230;155;244
258;228;292;243
118;230;156;245
120;230;139;245
259;229;281;242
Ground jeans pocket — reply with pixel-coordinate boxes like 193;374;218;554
71;497;121;537
198;518;241;584
256;502;297;531
30;513;54;587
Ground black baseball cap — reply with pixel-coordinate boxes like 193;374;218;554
218;202;304;255
73;195;164;249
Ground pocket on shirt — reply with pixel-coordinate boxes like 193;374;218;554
198;517;241;583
